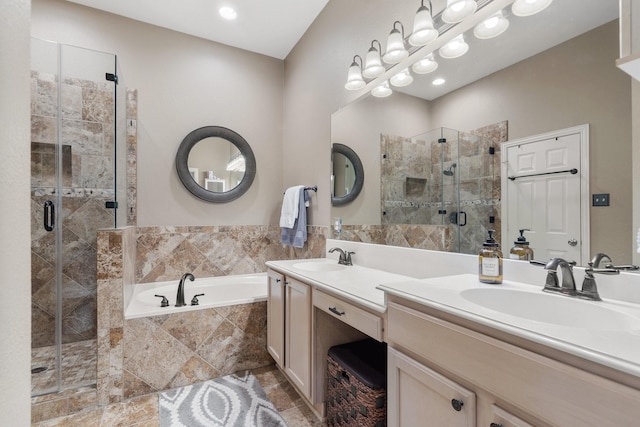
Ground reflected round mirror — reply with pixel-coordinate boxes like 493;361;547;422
331;143;364;206
176;126;256;203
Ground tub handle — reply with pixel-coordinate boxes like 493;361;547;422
154;295;169;307
191;293;205;306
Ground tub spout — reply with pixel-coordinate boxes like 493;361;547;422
176;273;194;307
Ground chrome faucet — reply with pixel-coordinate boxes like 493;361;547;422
580;262;619;301
328;247;355;265
176;273;194;307
590;252;639;271
531;258;576;295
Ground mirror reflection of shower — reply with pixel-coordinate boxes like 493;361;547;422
443;163;457;176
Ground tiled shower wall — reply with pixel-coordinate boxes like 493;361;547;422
377;121;507;255
30;71;137;347
97;225;327;405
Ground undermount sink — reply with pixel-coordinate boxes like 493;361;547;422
460;288;640;330
292;261;346;272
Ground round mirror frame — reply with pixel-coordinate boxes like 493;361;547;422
331;143;364;207
176;126;256;203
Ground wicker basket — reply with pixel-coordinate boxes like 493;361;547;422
325;340;387;427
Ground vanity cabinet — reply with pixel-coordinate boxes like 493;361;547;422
267;270;312;399
386;299;640;427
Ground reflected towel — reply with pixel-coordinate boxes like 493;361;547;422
279;185;304;228
281;188;309;248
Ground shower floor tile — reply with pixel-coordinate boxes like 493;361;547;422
31;339;96;396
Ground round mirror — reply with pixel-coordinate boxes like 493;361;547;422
176;126;256;203
331;143;364;206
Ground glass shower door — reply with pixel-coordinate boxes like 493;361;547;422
31;39;118;396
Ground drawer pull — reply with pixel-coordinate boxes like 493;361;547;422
451;398;464;412
329;306;345;316
490;423;504;427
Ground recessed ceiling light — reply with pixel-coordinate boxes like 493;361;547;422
432;78;446;86
219;6;237;20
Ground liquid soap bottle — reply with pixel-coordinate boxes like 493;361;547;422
479;229;503;284
509;229;534;261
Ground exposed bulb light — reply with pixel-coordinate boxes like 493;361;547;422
441;0;477;24
412;54;438;74
432;78;446;86
363;40;385;79
409;1;438;46
512;0;553;17
390;69;414;87
219;6;237;20
344;55;365;90
383;21;408;64
474;10;509;39
371;81;393;97
439;34;469;59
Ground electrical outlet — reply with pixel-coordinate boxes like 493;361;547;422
592;193;610;207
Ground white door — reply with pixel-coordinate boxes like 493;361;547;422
502;125;589;265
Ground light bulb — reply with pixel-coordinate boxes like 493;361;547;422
512;0;553;17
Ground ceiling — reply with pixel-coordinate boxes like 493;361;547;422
64;0;330;60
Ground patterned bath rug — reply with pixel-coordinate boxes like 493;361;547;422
159;371;288;427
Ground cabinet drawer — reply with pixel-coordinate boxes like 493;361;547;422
313;289;382;341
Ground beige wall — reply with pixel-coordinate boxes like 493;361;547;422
31;0;285;226
1;0;32;424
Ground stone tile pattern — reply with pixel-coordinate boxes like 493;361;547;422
32;365;323;427
125;88;137;226
373;121;507;255
30;71;138;352
97;225;327;407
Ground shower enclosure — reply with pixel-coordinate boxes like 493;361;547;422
381;126;499;255
30;38;127;396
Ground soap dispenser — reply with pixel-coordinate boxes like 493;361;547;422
479;229;503;284
509;229;534;261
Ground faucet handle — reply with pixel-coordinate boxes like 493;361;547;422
190;293;205;306
345;251;355;266
155;294;169;307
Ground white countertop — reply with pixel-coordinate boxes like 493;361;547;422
265;258;413;313
378;274;640;379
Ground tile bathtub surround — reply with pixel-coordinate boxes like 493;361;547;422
332;224;453;251
97;225;327;407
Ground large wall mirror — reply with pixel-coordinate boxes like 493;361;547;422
176;126;256;203
331;0;633;265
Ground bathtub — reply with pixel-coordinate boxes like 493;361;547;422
124;272;267;319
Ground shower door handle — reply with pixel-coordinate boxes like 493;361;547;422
44;200;55;232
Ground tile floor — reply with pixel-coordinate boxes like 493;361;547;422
31;365;324;426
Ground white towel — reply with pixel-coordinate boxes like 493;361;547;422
279;185;304;228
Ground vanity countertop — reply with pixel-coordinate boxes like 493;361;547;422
266;258;413;313
378;273;640;379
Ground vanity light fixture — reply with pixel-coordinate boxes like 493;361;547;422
474;10;509;39
390;68;414;87
344;55;366;90
226;153;245;172
439;34;469;59
441;0;478;24
412;53;439;74
512;0;553;17
363;40;385;79
371;80;393;97
432;78;446;85
383;21;409;64
219;6;238;20
409;0;439;47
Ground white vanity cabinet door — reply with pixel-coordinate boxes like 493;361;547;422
488;404;535;427
284;277;312;399
388;347;476;427
267;269;285;368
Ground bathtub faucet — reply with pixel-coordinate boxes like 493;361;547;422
176;273;195;307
